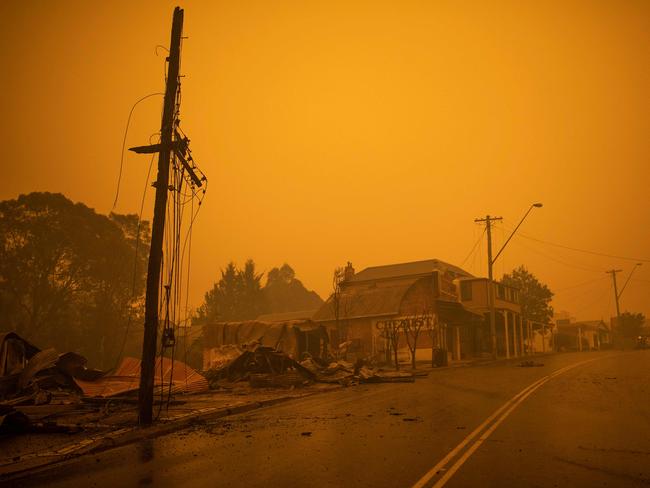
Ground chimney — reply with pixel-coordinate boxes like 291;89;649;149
344;261;355;281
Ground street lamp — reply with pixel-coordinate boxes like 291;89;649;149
618;263;642;301
484;202;543;359
492;203;543;264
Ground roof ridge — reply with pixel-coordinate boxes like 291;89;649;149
350;258;472;281
361;258;444;270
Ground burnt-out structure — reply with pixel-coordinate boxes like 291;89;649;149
312;260;483;363
202;320;329;370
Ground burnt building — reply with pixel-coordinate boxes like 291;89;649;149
312;259;483;363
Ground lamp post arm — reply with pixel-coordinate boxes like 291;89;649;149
492;205;534;265
617;264;641;299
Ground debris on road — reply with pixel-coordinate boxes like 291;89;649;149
518;360;544;367
359;368;415;383
299;359;415;385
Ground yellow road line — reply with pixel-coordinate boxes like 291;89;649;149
412;355;611;488
411;376;548;488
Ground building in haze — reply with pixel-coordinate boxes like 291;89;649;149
555;319;609;351
457;277;530;357
312;259;532;364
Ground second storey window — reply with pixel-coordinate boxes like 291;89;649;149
497;284;505;300
460;281;472;301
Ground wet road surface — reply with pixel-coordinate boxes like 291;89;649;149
12;350;650;488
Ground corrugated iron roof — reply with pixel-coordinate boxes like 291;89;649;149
313;280;482;324
203;320;321;346
75;356;208;397
255;310;318;322
313;282;413;322
347;259;473;284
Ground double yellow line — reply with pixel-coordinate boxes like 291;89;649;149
412;356;607;488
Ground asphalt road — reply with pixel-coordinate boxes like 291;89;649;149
12;350;650;488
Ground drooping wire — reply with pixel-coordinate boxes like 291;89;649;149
460;227;486;268
508;231;605;273
112;93;164;210
553;276;609;294
110;146;157;370
497;221;506;277
570;281;612;316
505;226;650;263
182;196;194;389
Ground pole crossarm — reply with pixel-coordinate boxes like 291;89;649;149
129;138;204;188
474;216;503;224
128;141;184;154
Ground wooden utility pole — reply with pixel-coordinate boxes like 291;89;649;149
475;204;542;359
606;269;622;327
137;6;184;425
475;215;502;359
606;264;642;341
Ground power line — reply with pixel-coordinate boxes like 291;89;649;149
602;280;613;320
553;276;609;294
567;282;612;316
502;223;650;263
460;227;486;267
510;236;605;273
112;92;164;210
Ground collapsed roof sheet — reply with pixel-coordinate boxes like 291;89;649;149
75;356;208;398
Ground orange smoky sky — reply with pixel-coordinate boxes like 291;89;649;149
1;0;648;321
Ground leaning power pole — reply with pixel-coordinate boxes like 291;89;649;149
606;269;622;322
475;215;502;359
137;6;184;425
606;269;622;339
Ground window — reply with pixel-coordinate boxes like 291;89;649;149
460;281;472;301
497;284;505;300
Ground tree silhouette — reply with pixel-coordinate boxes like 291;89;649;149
502;266;554;324
197;260;265;322
0;192;149;367
197;262;322;323
263;263;323;314
617;311;645;338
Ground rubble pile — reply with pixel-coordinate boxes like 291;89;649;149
299;358;416;385
0;335;102;406
205;344;316;388
0;333;109;433
0;332;208;434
